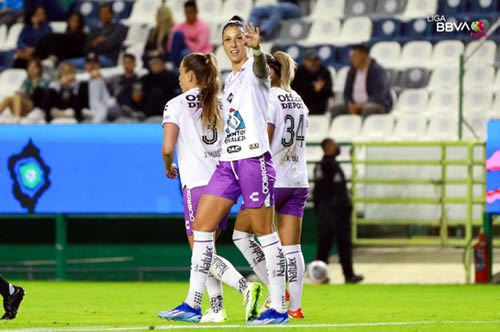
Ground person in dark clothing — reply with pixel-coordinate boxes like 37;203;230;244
0;275;24;320
34;12;87;63
141;52;179;118
330;44;392;119
313;138;363;284
13;6;52;69
248;0;301;39
67;3;126;69
291;49;333;115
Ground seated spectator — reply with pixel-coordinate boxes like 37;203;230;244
0;0;24;27
248;0;301;40
13;6;52;69
168;1;212;67
0;58;49;123
34;12;87;65
41;62;85;122
67;3;126;69
143;6;174;68
331;44;393;119
291;49;333;115
141;53;179;118
109;53;145;121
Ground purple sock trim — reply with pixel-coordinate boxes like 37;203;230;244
285;250;301;255
261;240;279;248
194;240;214;243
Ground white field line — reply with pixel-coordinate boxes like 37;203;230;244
5;320;500;332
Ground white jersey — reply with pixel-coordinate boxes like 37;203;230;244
162;88;221;189
268;87;309;188
221;57;271;161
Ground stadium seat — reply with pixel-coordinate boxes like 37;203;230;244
437;0;466;15
467;0;498;14
0;23;23;51
208;20;223;45
123;23;151;49
396;89;429;114
495;70;500;92
370;41;401;68
424;115;458;140
398;41;433;68
304;18;341;45
463;90;493;112
122;0;162;26
428;90;458;114
215;46;232;71
396;68;430;89
400;0;438;19
333;45;351;67
255;0;278;5
306;145;324;162
328;66;337;85
75;1;99;28
276;44;305;63
316;44;337;67
333;16;373;45
0;69;27;100
387;69;399;87
401;18;432;41
430;40;464;67
359;114;394;141
0;25;7;45
464;40;497;65
197;0;223;23
113;0;133;21
276;20;311;43
329;114;362;142
334;66;350;96
374;0;408;16
167;0;185;22
372;18;402;41
462;112;487;141
49;21;67;33
490;93;500;118
222;0;253;23
464;65;495;89
310;0;346;19
344;0;376;16
427;66;459;89
392;114;427;141
307;114;331;143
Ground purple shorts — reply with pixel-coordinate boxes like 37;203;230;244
241;187;309;218
183;185;228;236
204;152;276;209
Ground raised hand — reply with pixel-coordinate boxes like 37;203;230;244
244;23;261;50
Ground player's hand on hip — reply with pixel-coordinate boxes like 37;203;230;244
244;23;261;50
166;163;178;179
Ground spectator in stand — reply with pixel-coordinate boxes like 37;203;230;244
110;53;145;121
248;0;301;40
313;138;363;284
291;49;332;115
34;12;87;65
13;6;52;69
330;44;393;119
67;3;126;69
0;58;49;123
0;0;24;27
168;1;212;67
143;6;174;68
141;52;179;118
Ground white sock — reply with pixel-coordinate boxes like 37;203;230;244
185;230;214;309
258;232;286;313
8;284;14;295
206;272;224;313
283;244;305;311
210;254;249;295
233;230;269;287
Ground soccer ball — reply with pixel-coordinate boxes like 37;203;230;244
307;260;329;284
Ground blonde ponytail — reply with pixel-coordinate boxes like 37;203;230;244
273;51;297;92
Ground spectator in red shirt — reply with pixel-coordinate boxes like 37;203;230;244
167;1;212;66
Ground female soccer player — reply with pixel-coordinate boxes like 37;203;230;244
160;17;288;325
157;52;262;323
233;51;309;319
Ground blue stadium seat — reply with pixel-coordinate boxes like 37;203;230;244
113;1;133;21
437;0;466;15
466;0;498;14
315;44;337;67
344;0;376;16
74;1;100;28
334;45;352;68
401;18;432;41
372;18;401;41
272;44;305;63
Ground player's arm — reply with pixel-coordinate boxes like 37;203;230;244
245;23;268;79
162;123;179;179
267;124;274;143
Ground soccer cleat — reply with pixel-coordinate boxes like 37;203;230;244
157;302;201;323
200;307;228;323
285;289;290;302
244;282;262;322
248;308;289;325
288;307;305;319
258;295;271;315
2;286;25;320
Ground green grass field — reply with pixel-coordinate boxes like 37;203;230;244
1;282;499;331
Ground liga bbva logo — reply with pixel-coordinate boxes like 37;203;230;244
428;15;488;37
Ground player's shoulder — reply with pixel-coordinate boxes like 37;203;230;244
169;88;199;108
